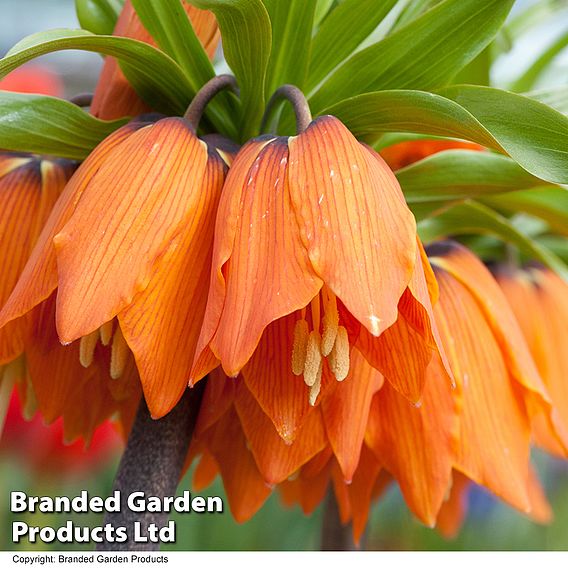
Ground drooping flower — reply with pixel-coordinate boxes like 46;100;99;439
494;264;568;458
191;115;453;421
0;114;233;421
0;65;63;96
91;0;219;120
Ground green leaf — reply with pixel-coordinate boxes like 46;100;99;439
189;0;272;140
306;0;397;93
130;0;214;91
309;0;514;113
482;187;568;237
528;87;568;116
263;0;317;93
0;91;126;160
418;201;568;278
396;150;550;203
0;29;192;115
75;0;123;35
325;88;568;185
314;0;334;26
509;29;568;92
438;85;568;185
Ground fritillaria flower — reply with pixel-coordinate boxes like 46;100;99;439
91;0;219;120
191;113;453;429
495;264;568;458
0;105;233;423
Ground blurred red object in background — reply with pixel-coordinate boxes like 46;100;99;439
1;390;121;476
0;65;64;96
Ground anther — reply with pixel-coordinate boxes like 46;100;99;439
110;326;129;380
292;319;310;375
321;291;339;356
22;371;37;420
99;320;114;346
328;326;350;381
309;360;323;406
79;330;99;368
303;331;322;387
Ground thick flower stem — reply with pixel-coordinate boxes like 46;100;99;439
262;84;313;135
320;488;358;551
184;74;238;130
96;383;205;551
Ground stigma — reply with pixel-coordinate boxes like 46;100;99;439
291;288;350;405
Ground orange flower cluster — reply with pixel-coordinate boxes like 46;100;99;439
1;1;567;544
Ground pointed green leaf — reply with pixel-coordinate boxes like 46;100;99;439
396;150;550;203
307;0;397;92
130;0;214;90
263;0;317;93
418;201;568;278
438;85;568;184
324;88;568;184
309;0;514;113
0;92;126;160
0;29;192;115
482;187;568;237
75;0;123;35
189;0;272;140
529;87;568;116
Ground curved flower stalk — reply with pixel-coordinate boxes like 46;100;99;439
191;113;453;422
91;0;219;120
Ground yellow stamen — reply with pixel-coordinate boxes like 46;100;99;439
328;326;350;381
309;360;323;406
79;329;100;368
303;330;322;387
321;290;339;356
291;319;310;375
110;326;129;380
99;320;114;346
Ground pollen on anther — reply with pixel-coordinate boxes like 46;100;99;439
79;330;99;368
303;330;322;387
329;326;350;381
110;326;129;380
321;293;339;356
309;360;323;406
291;319;309;376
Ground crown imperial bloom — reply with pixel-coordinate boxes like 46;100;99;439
192;112;452;413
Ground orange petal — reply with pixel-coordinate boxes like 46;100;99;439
357;242;453;401
195;138;323;378
321;349;382;482
206;407;271;522
348;445;382;544
54;118;208;343
366;357;457;526
380;139;485;171
288;116;416;337
194;368;235;437
431;242;567;453
0;122;144;332
435;471;471;539
434;266;533;513
526;465;553;524
118;151;225;418
0;156;72;363
234;381;327;484
242;314;313;443
193;450;220;492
